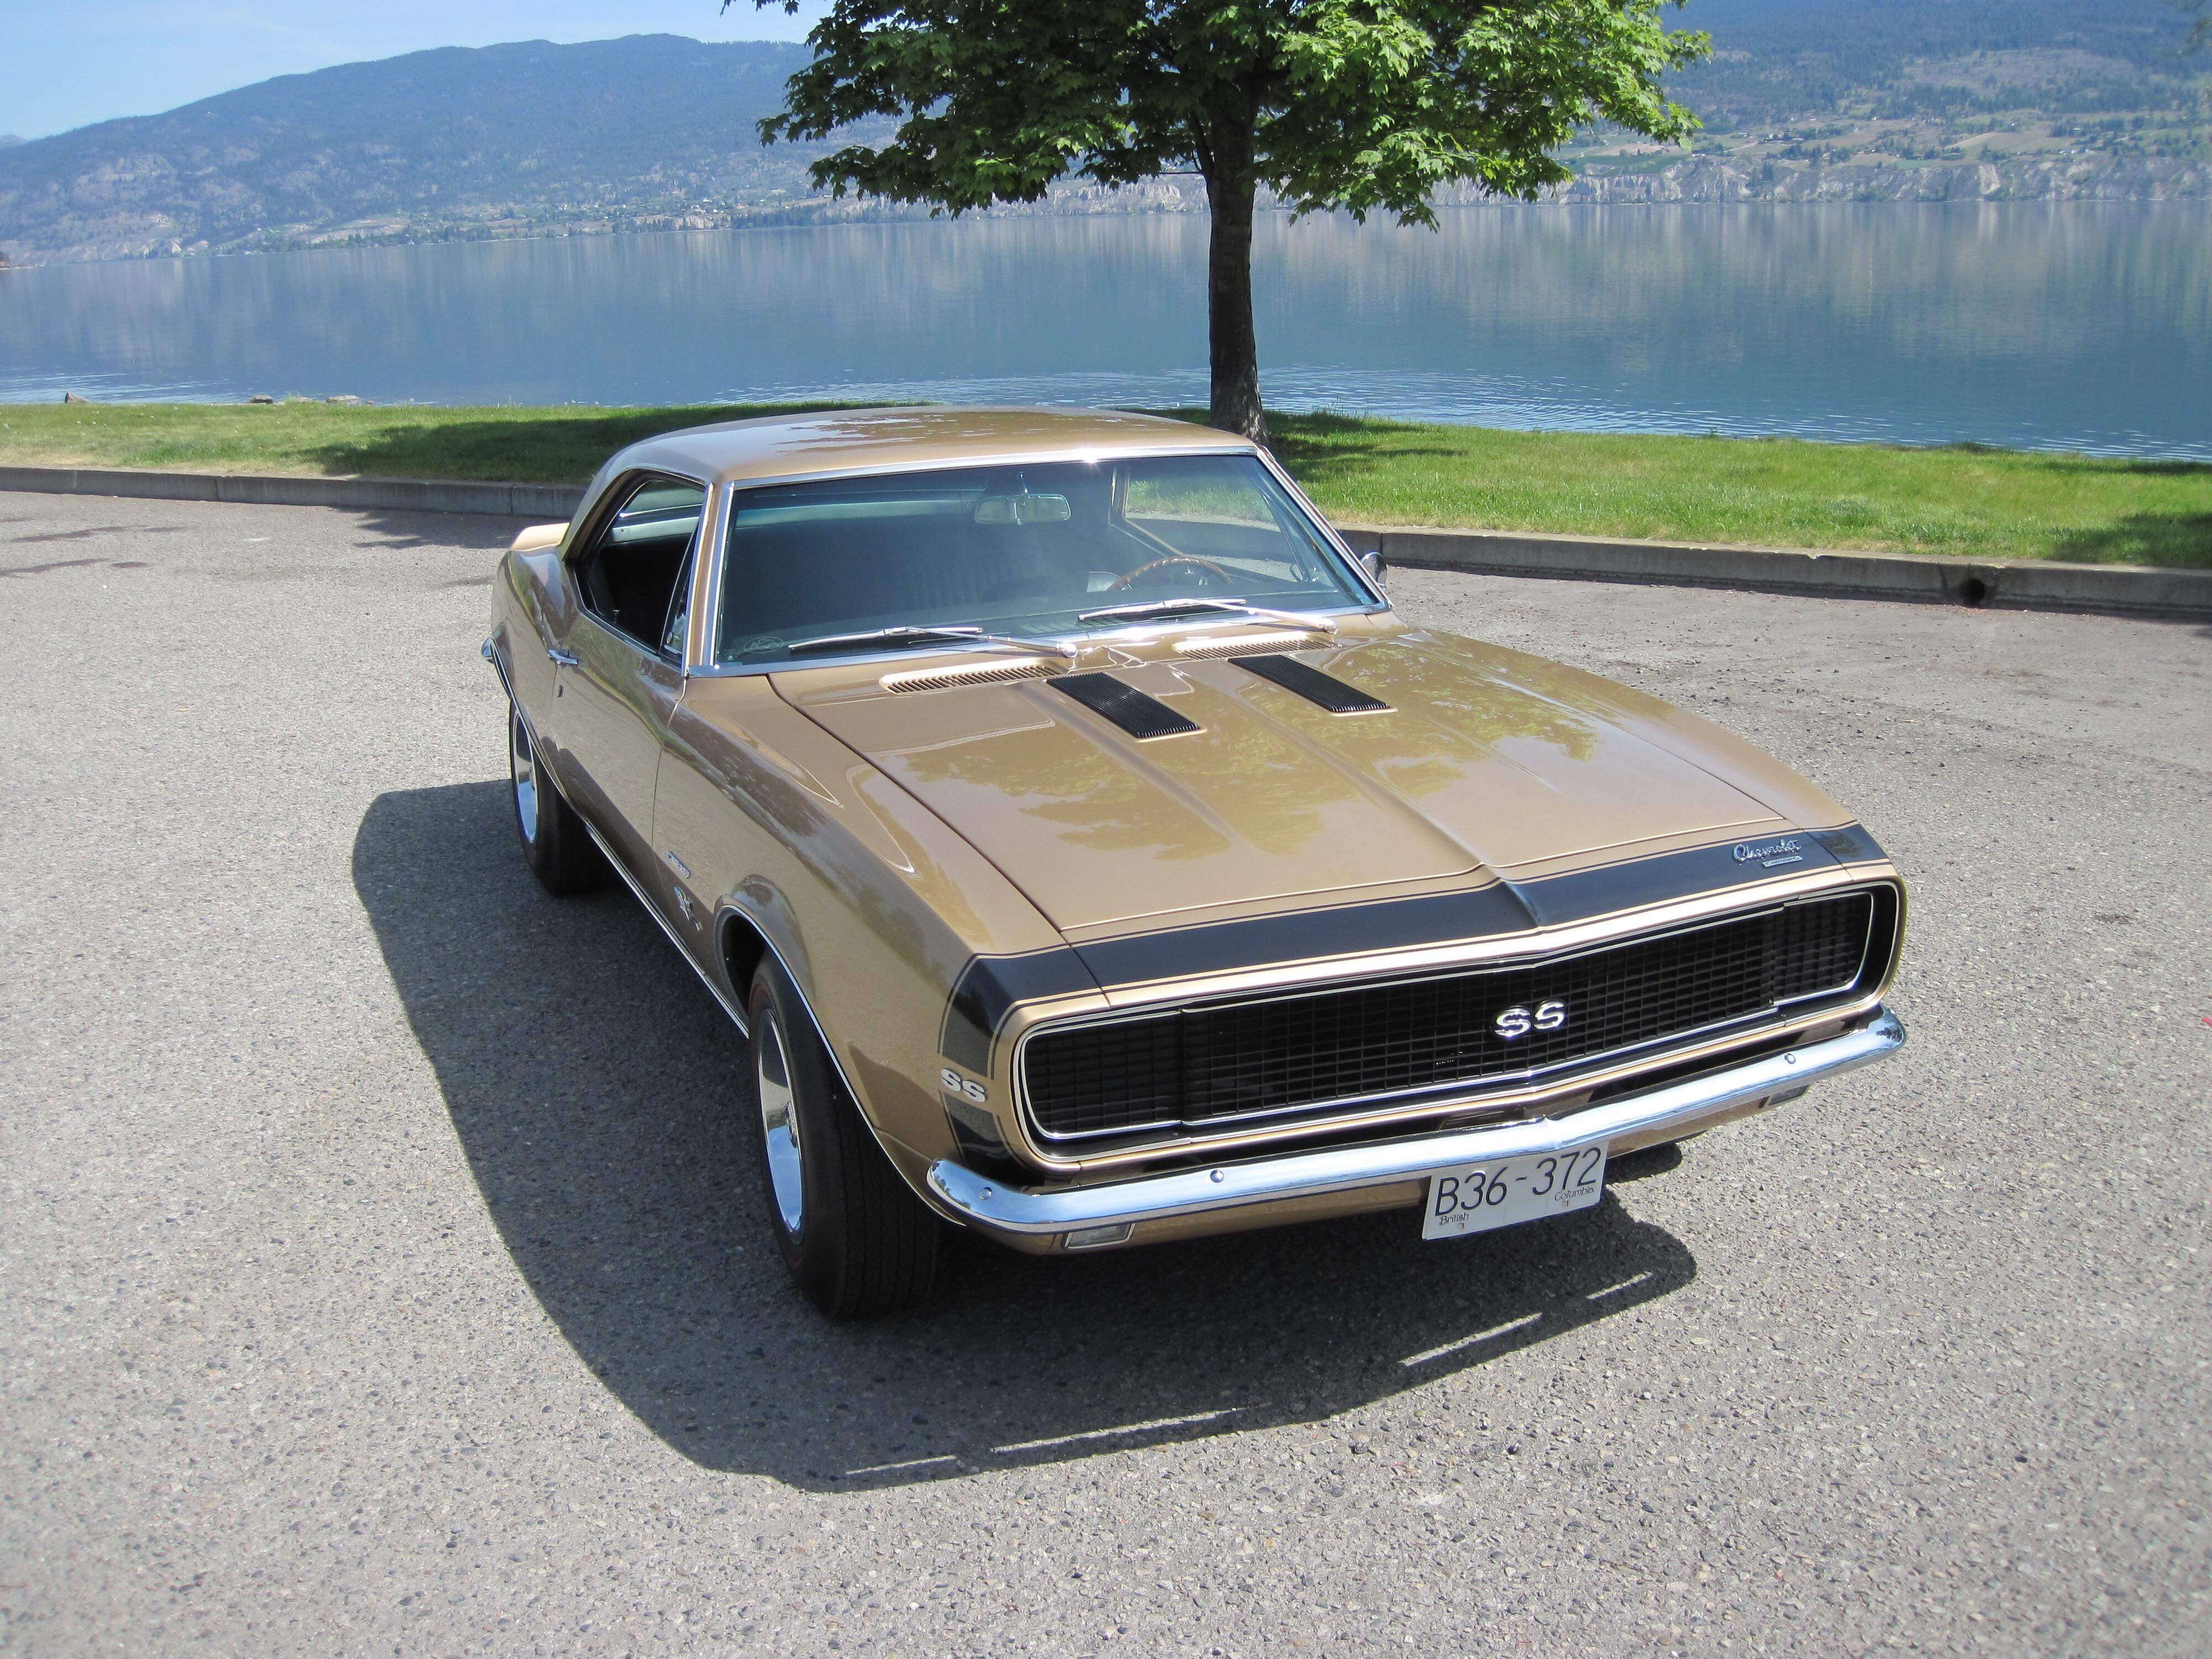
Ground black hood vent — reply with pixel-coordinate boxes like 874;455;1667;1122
1234;654;1390;714
1050;672;1199;739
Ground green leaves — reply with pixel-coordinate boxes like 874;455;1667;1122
757;1;1710;212
754;2;1710;432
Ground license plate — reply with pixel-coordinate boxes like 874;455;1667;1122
1422;1145;1607;1240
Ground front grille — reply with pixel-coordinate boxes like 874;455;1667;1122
1022;888;1887;1142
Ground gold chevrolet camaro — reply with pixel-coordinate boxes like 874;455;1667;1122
484;408;1906;1317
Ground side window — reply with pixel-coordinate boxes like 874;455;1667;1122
572;476;704;654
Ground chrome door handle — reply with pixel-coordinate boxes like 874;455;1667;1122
546;646;579;666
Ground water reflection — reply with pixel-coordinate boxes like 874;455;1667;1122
2;204;2205;457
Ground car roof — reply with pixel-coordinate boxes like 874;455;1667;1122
608;405;1259;487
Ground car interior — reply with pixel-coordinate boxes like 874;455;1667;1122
572;476;703;654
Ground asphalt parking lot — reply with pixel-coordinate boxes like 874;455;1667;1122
2;489;2208;1657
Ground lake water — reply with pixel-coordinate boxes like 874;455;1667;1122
3;204;2207;458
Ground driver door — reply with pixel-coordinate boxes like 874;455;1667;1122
548;474;703;883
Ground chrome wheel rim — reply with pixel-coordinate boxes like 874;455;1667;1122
510;706;541;846
755;1013;805;1237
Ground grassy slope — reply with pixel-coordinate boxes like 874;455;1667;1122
2;401;2205;568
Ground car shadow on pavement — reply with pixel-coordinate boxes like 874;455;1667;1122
340;508;545;555
354;780;1699;1493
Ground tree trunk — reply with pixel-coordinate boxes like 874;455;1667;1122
1203;145;1266;444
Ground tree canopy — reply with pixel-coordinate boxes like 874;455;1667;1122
751;2;1709;438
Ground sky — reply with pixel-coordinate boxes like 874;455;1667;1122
0;2;831;140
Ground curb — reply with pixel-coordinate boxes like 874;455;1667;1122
0;465;585;521
1334;523;2212;623
4;464;2204;622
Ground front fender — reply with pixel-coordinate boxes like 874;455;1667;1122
656;674;1086;1198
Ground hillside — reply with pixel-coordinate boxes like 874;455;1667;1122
1554;0;2210;203
1;6;2206;267
0;36;849;265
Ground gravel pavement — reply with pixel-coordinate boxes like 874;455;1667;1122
2;492;2208;1656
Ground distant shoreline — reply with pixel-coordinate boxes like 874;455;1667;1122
6;185;2206;271
9;21;2205;268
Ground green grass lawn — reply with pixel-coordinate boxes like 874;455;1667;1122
0;400;862;487
4;400;2206;568
1260;414;2212;570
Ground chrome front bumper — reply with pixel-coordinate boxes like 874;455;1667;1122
927;1009;1905;1240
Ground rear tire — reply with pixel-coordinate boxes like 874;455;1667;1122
509;701;607;895
744;958;941;1318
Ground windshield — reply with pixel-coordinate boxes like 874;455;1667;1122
714;454;1370;665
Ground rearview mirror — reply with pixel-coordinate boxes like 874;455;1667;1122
974;492;1072;526
1360;550;1388;589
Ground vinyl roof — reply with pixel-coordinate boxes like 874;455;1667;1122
609;405;1258;487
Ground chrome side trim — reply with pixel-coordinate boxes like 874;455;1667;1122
576;813;750;1037
685;478;727;672
928;1010;1905;1236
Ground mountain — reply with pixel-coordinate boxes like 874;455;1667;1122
1551;0;2209;203
1676;0;2197;122
1;7;2205;266
0;36;851;265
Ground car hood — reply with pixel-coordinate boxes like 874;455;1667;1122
782;630;1813;933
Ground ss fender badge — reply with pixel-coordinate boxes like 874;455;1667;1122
1733;836;1804;868
940;1067;988;1103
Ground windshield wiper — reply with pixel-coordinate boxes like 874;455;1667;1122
1075;597;1338;634
779;624;1071;661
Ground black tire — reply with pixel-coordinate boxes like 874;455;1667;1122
743;958;941;1318
509;701;608;895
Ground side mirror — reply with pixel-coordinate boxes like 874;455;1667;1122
510;523;567;554
1359;550;1387;590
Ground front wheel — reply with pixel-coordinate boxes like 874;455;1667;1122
509;702;607;895
743;959;941;1318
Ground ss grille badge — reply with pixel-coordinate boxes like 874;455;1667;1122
1493;999;1568;1041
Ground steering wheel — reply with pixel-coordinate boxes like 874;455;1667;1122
1109;554;1238;592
